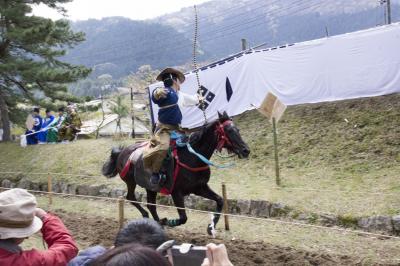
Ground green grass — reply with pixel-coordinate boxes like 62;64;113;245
1;94;399;217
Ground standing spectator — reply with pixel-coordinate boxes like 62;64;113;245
58;106;82;143
47;107;66;143
0;188;78;265
38;109;55;144
25;107;42;145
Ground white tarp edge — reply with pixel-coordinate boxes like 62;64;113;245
149;23;400;129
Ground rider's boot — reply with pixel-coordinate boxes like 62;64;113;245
150;172;167;187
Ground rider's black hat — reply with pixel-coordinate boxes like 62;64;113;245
156;68;185;84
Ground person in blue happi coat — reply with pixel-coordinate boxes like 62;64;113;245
25;107;43;145
143;68;204;186
37;109;55;144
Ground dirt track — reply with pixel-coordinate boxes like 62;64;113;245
55;210;373;266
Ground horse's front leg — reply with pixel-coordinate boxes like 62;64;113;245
146;189;160;222
194;185;223;236
126;182;149;218
166;191;187;227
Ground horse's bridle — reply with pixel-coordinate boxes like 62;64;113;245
215;120;234;152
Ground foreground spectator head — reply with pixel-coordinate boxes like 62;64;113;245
33;107;40;115
0;188;43;242
90;244;169;266
114;218;167;248
45;109;51;117
0;189;78;265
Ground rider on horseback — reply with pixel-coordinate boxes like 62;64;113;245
143;68;203;186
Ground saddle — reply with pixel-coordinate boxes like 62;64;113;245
119;132;186;194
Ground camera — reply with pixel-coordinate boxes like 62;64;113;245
158;241;207;266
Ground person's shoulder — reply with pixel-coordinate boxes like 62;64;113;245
68;245;106;266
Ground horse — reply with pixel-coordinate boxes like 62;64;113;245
102;111;250;235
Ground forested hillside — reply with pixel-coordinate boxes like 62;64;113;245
62;0;400;81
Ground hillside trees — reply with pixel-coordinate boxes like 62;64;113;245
0;0;90;141
123;65;158;92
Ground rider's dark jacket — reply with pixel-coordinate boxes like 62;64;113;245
152;87;182;125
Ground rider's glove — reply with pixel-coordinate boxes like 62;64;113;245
154;88;168;100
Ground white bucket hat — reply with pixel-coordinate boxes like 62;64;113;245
0;189;43;239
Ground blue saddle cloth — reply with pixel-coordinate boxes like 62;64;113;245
170;131;187;147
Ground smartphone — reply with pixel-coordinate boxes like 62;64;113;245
167;244;207;266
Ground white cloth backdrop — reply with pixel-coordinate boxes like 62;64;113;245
149;23;400;128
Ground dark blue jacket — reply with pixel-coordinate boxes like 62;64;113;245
152;87;182;125
68;245;107;266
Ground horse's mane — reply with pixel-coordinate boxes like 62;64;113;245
187;119;219;146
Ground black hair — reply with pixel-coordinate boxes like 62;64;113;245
45;109;51;113
114;218;167;248
89;244;170;266
162;73;178;87
33;107;40;113
58;107;65;112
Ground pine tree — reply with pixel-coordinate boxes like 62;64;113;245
0;0;91;141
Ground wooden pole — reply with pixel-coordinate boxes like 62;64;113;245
47;174;52;206
387;0;391;24
272;118;281;186
241;38;247;51
130;87;135;138
118;197;125;229
222;182;230;231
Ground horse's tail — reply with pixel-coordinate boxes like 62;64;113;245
102;146;123;178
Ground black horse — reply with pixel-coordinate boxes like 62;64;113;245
102;111;250;235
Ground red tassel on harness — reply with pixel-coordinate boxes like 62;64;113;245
120;159;131;180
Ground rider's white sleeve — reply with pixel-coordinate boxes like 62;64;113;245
178;91;200;108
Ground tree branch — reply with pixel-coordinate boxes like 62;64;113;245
4;75;29;94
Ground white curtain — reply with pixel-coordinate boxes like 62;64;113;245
149;23;400;128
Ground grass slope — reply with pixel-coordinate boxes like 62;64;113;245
0;94;399;216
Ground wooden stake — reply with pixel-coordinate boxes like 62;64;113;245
222;182;230;231
47;174;52;206
272;118;281;186
118;197;125;229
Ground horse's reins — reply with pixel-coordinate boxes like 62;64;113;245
173;120;235;172
216;120;234;152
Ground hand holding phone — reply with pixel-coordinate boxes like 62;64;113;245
166;243;207;266
201;243;233;266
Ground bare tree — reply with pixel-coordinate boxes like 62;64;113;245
95;95;106;139
111;95;129;135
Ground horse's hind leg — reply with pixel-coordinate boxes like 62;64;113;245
194;185;223;235
146;189;160;222
126;182;149;218
167;191;187;227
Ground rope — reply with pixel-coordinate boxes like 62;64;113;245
193;5;207;125
1;186;399;240
0;170;397;196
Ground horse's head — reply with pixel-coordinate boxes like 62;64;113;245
215;111;250;159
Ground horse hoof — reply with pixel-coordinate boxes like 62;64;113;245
159;218;168;226
207;224;217;237
207;224;213;235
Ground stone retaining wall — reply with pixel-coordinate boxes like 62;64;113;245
1;177;399;235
